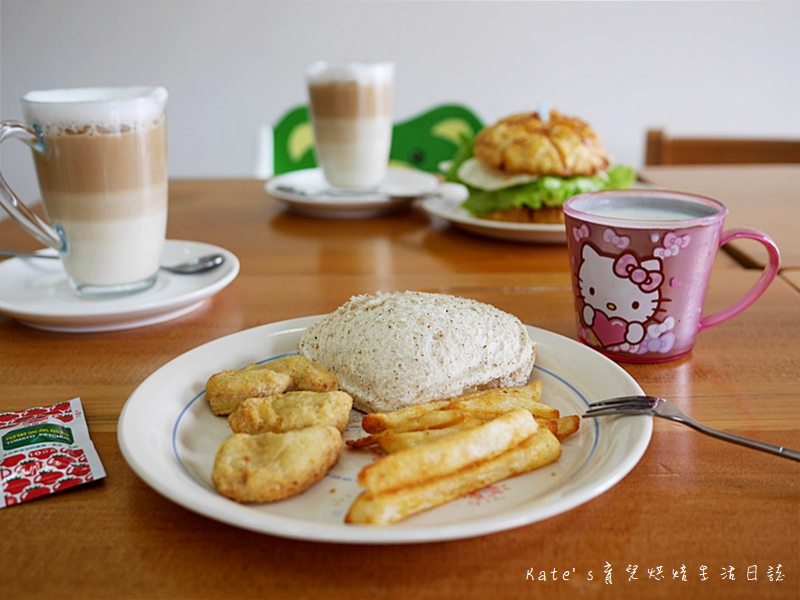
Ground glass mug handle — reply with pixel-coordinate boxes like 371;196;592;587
0;121;66;251
699;228;781;331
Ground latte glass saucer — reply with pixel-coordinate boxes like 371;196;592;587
0;240;239;332
266;167;443;218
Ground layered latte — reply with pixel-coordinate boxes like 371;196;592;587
23;87;168;293
307;62;393;191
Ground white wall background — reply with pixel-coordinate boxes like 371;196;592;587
2;0;799;206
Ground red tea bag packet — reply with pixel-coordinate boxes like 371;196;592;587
1;398;106;507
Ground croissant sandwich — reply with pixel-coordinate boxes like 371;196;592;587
446;109;635;224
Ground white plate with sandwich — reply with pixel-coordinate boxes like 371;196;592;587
119;297;651;544
426;109;637;245
421;193;568;244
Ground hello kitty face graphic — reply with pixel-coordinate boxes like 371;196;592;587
578;244;664;348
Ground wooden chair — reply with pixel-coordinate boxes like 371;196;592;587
645;129;800;165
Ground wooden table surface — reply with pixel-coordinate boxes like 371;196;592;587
1;170;798;600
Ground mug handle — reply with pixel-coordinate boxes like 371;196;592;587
0;121;66;251
699;228;781;331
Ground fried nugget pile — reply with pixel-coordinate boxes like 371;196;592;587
345;382;580;525
207;356;352;503
473;110;610;177
205;357;580;525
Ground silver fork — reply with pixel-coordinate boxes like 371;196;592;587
584;396;800;462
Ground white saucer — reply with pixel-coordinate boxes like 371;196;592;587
266;167;442;218
0;240;240;333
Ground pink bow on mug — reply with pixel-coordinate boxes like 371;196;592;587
613;252;663;292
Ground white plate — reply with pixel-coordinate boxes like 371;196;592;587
421;180;651;244
118;316;651;544
0;240;239;333
420;192;566;244
266;167;442;218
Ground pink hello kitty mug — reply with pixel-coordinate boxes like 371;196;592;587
563;190;781;363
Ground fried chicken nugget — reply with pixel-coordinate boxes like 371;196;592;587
254;355;338;392
212;426;343;503
206;356;338;417
206;369;293;416
228;390;353;434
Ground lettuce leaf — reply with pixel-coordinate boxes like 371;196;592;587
445;133;636;216
444;132;477;183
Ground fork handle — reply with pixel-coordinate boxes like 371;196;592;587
681;419;800;462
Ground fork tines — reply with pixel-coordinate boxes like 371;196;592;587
588;395;655;408
582;395;659;418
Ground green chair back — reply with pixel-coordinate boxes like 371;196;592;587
272;103;483;175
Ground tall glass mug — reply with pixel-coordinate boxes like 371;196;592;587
0;87;168;298
563;190;780;363
306;61;394;192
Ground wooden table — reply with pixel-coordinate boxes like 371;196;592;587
1;172;798;600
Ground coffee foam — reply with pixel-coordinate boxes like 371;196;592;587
22;87;167;135
307;62;394;85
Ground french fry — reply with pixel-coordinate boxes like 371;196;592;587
535;418;558;437
357;409;537;495
348;381;564;450
380;409;476;433
360;382;555;432
344;379;582;525
360;382;549;433
346;415;484;451
346;426;562;525
446;382;558;419
367;415;577;452
361;400;450;433
554;415;580;440
373;419;486;453
450;381;543;403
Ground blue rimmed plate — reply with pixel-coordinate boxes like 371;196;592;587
118;317;650;544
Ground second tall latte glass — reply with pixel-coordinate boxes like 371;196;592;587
0;86;168;298
306;61;394;192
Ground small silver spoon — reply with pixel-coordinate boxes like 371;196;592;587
160;253;225;274
0;250;226;275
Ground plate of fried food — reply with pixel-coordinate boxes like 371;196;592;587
118;291;651;543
